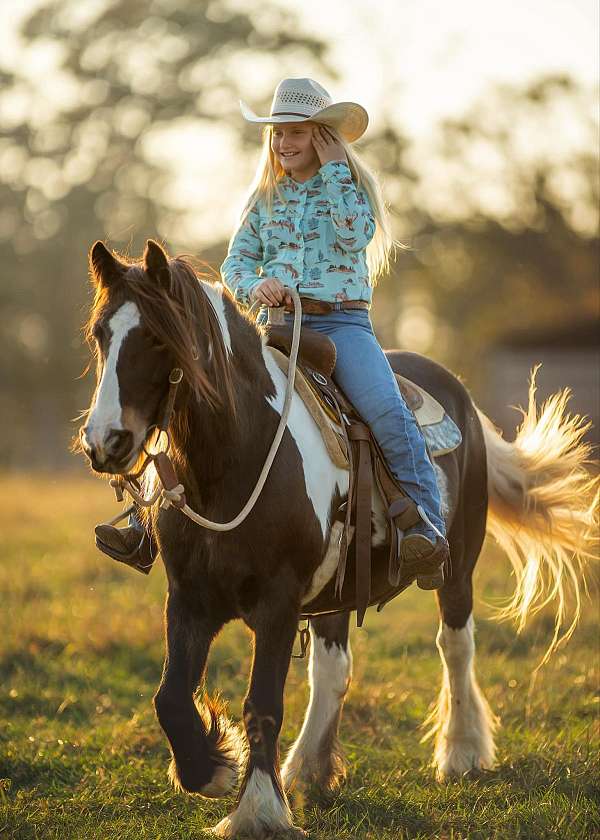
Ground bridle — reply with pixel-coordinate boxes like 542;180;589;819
104;288;303;532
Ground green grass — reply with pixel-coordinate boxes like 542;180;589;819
0;474;598;839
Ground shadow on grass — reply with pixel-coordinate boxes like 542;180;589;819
0;753;84;791
0;639;163;723
301;781;434;838
473;753;600;799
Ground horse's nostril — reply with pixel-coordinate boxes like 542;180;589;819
105;429;134;461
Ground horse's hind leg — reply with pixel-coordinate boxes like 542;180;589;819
153;590;240;797
282;612;352;792
426;556;498;779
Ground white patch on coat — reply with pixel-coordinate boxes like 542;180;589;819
263;347;349;538
302;521;354;604
86;301;141;452
202;281;232;356
212;768;293;838
428;616;498;779
282;631;352;790
371;486;387;547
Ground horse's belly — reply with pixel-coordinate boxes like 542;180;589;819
300;543;415;617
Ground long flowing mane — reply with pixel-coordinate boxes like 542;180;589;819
87;255;236;416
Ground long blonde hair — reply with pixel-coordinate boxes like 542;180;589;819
239;124;397;284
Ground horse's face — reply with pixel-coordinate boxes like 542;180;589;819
80;241;174;474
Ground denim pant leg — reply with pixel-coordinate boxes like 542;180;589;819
301;310;446;537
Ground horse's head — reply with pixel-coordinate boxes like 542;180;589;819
80;239;232;474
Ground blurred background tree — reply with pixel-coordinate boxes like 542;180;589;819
0;0;331;465
0;1;597;467
371;75;599;377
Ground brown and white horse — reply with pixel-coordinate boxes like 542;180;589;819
79;239;597;839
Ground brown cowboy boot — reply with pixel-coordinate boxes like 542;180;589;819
400;505;449;590
94;521;157;575
401;534;448;589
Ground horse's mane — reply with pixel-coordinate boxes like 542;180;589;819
88;255;236;416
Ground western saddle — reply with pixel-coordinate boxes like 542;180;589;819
264;322;446;626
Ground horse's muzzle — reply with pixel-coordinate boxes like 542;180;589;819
81;426;135;474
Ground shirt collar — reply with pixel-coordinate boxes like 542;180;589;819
282;169;323;189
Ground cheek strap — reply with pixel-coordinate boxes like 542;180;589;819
159;368;183;432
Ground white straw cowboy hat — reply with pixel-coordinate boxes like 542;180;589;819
240;77;369;143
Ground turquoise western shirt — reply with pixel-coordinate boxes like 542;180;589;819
220;161;376;306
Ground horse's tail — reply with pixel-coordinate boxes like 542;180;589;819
477;368;599;664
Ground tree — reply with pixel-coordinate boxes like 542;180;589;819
370;75;599;392
0;0;330;467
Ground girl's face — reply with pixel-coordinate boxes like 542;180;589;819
271;121;320;181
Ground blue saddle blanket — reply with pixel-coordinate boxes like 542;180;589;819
422;413;462;457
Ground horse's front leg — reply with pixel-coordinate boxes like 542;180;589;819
154;588;241;797
214;596;304;839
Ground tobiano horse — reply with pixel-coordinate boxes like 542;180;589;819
79;239;597;839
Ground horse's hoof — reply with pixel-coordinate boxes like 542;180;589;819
212;816;306;838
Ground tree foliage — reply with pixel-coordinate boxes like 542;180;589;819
0;0;329;466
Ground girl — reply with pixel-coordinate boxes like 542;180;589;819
221;77;449;584
94;78;448;583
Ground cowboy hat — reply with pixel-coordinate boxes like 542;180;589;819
239;77;368;143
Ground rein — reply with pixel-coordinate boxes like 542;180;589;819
109;288;303;532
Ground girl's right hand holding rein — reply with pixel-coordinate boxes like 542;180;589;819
251;277;292;307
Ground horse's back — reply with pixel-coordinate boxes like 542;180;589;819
386;350;472;421
386;348;488;528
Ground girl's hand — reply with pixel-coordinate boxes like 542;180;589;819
312;124;347;166
251;277;291;307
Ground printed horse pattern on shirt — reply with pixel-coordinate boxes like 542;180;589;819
221;161;376;305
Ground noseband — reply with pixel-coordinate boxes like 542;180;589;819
106;365;185;510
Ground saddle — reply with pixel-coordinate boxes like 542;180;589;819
265;323;460;626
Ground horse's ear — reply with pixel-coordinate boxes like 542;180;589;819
143;239;171;291
89;241;124;288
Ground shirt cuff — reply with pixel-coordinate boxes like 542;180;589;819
234;277;261;307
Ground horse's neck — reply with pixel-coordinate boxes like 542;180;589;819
173;289;276;491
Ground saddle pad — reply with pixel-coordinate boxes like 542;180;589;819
421;413;462;457
268;348;462;463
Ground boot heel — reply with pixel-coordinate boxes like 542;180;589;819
416;567;444;590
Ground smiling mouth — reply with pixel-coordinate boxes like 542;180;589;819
281;152;299;158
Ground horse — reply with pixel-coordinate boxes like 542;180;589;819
79;239;597;839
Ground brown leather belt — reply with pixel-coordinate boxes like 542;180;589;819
283;298;370;315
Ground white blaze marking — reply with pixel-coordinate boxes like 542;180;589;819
262;346;348;538
202;281;232;356
282;631;352;789
86;301;141;450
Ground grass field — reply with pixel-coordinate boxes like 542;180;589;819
1;474;598;839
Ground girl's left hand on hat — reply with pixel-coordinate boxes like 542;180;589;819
312;125;347;166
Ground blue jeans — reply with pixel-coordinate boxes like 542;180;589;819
278;309;446;539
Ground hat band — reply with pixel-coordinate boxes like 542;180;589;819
271;110;320;118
